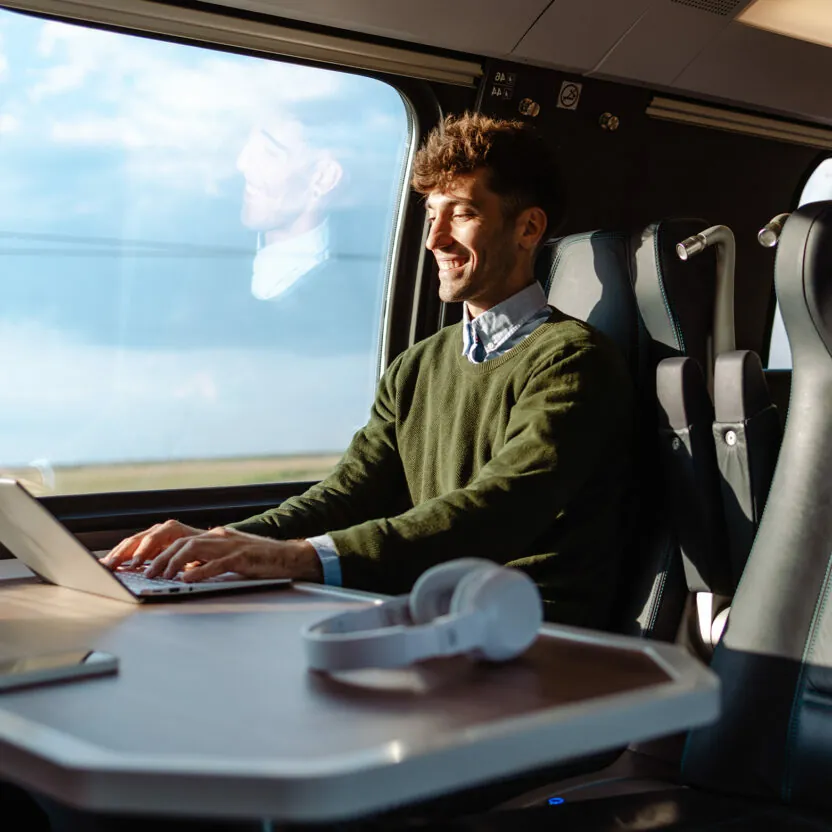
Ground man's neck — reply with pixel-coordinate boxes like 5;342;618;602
465;278;536;319
264;210;322;246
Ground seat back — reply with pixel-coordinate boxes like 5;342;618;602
540;219;721;640
683;202;832;812
712;350;782;587
632;220;716;376
657;357;732;596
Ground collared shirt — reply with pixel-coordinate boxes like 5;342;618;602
309;281;553;585
461;281;551;364
251;220;329;301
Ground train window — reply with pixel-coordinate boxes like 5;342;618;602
767;157;832;369
0;9;412;495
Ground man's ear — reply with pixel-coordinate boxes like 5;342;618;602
516;206;548;252
311;156;343;200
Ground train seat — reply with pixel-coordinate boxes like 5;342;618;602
452;202;832;832
541;219;726;641
712;349;782;589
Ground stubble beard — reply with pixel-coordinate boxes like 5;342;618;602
438;240;517;308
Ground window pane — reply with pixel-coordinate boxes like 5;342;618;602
767;157;832;369
767;304;791;370
799;158;832;207
0;10;411;494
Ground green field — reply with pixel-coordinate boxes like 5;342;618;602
1;454;342;496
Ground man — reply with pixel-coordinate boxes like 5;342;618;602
215;111;386;361
236;116;343;302
104;113;634;628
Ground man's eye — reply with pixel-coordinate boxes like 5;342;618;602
453;213;474;221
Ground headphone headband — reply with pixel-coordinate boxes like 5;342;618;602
303;596;485;672
302;559;542;673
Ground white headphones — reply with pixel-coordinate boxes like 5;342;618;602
302;558;543;672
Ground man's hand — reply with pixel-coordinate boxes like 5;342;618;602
146;526;322;583
102;519;206;571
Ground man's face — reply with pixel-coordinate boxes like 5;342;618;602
236;119;318;232
425;169;521;313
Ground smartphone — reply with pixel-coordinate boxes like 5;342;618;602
0;650;118;692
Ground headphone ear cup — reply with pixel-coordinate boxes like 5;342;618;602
450;566;542;661
409;558;496;625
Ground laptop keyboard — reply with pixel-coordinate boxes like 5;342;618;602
116;571;185;592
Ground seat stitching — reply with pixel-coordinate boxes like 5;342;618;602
783;551;832;802
652;223;685;352
646;532;674;636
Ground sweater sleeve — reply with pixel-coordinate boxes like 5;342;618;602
329;341;633;593
227;357;407;541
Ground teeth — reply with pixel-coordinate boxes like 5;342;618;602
439;260;464;270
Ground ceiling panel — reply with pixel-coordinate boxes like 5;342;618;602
674;22;832;126
590;1;742;85
512;0;654;73
187;0;832;126
200;0;552;56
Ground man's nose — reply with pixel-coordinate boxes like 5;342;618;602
426;217;451;251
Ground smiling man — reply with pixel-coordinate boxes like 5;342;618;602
104;113;634;628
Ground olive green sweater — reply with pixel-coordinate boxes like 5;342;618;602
231;310;634;627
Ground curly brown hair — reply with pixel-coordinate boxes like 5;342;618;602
411;112;563;235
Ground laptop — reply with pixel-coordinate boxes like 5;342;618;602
0;478;291;603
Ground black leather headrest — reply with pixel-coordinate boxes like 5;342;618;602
632;220;715;374
776;201;832;365
538;230;641;380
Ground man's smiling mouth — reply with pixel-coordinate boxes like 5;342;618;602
437;258;467;271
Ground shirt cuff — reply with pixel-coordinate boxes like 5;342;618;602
306;534;342;587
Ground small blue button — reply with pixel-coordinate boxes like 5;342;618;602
548;796;565;806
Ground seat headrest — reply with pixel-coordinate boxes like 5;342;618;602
631;219;715;374
538;230;640;378
775;201;832;367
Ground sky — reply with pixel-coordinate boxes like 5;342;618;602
0;9;411;473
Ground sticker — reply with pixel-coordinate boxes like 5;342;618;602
557;81;582;111
490;68;517;101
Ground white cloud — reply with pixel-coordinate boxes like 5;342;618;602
27;21;344;193
51;116;144;146
0;320;374;466
0;114;18;134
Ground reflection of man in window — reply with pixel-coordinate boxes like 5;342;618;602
236;117;342;301
105;114;634;629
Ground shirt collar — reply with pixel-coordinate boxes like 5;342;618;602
462;282;549;357
251;220;329;301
